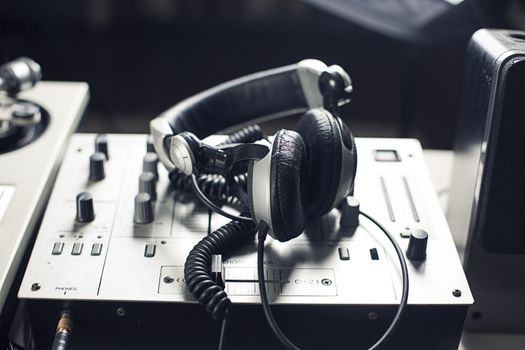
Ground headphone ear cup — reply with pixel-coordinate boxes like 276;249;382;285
269;129;307;242
247;159;257;220
296;108;343;216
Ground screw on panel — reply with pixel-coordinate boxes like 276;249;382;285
116;308;126;317
31;283;41;291
163;276;174;284
452;289;462;297
368;312;379;320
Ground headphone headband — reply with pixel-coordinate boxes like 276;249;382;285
150;59;351;170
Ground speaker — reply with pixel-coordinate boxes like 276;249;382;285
447;29;525;332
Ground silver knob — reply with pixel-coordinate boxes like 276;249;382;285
143;153;159;181
134;193;154;224
139;172;156;200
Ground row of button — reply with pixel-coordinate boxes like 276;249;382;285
52;242;103;256
52;242;156;258
337;247;380;261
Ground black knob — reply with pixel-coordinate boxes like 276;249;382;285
76;192;95;223
340;196;360;229
134;193;154;224
139;172;156;200
95;134;109;160
147;135;155;153
406;228;428;261
89;152;106;181
143;152;159;181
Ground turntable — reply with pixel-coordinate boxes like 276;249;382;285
0;58;89;321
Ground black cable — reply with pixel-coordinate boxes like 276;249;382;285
359;211;409;350
218;308;230;350
257;223;300;350
184;216;257;321
190;174;253;222
51;310;73;350
170;171;248;208
208;209;213;235
217;124;265;146
170;124;264;207
8;340;24;350
256;213;409;350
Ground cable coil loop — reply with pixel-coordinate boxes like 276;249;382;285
169;124;263;206
184;216;256;320
218;124;265;146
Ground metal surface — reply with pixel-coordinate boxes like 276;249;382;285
0;82;89;313
19;134;471;348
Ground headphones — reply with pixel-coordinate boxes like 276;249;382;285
151;60;409;350
150;59;357;242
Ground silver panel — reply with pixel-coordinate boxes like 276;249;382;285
19;135;472;308
0;185;15;222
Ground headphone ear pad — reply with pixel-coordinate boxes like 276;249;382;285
269;129;307;242
296;108;343;216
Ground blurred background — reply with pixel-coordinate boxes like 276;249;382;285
1;0;523;149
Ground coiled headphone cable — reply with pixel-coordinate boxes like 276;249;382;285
169;124;264;207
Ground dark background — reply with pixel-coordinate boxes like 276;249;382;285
0;0;522;148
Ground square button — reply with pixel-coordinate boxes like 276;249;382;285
144;244;156;258
338;247;350;261
400;228;411;238
52;242;64;255
91;243;103;256
71;243;83;256
373;150;401;162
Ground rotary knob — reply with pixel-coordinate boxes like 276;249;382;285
76;192;95;223
406;228;428;261
95;134;109;160
147;135;156;153
139;172;157;200
12;102;39;120
143;153;159;181
134;193;154;224
89;152;106;181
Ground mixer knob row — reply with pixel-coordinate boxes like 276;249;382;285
86;135;161;225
